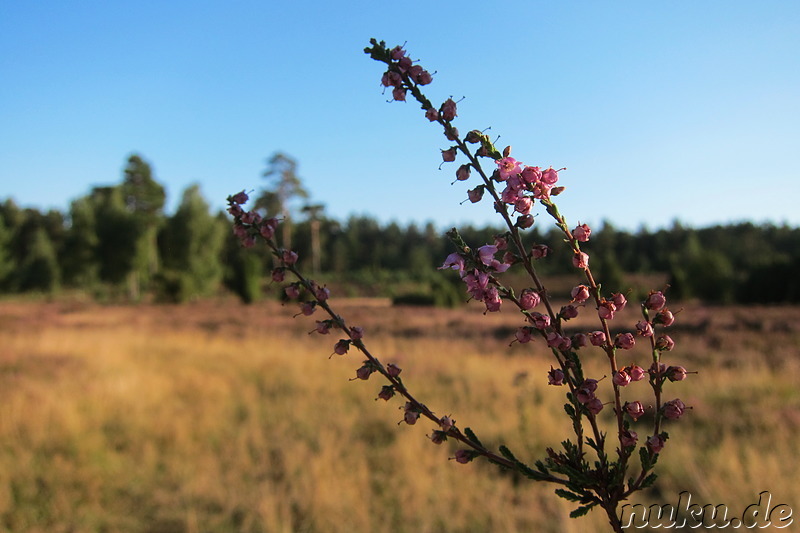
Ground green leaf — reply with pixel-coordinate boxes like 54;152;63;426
641;473;658;489
569;504;595;518
555;489;584;502
464;427;483;448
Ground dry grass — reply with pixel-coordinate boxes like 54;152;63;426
0;299;798;532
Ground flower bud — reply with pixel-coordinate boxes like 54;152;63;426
635;320;654;337
663;398;686;420
589;331;606;346
515;327;533;344
440;416;455;432
611;292;628;311
615;333;636;350
620;430;638;448
315;321;331;335
587;398;604;415
531;244;550;259
349;326;364;340
430;430;447;445
613;369;631;387
271;268;286;283
645;290;667;311
647;434;666;453
378;385;395;401
628;364;646;381
656;309;675;326
598;299;616;320
519;289;540;310
572;223;591;242
625;401;645;421
356;364;373;380
333;339;350;355
386;363;402;378
441;147;457;162
230;190;249;205
445;126;460;141
655;335;675;351
392;86;407;101
456;164;471;181
516;214;534;228
467;186;485;203
529;312;550;330
440;98;457;121
572;251;589;270
281;250;298;266
454;449;476;464
572;333;588;348
547;366;565;386
560;304;579;320
425;108;439;122
571;284;590;303
285;285;300;300
667;365;687;382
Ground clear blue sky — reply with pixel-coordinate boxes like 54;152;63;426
1;1;798;232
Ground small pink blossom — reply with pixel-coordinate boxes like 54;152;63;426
299;302;316;316
440;416;454;432
483;286;502;312
456;164;471;181
572;223;591;242
392;86;407;101
620;430;638;448
572;333;588;348
439;252;465;275
315;321;330;335
415;69;432;85
635;320;654;337
663;399;686;420
281;250;298;266
628;364;646;381
529;312;550;330
378;386;395;401
589;331;606;346
655;335;675;351
454;449;475;464
519;289;540;310
515;327;533;344
230;190;249;205
548;366;565;386
333;339;350;355
541;167;559;185
241;211;260;225
440;98;457;121
514;196;532;215
598;299;617;320
656;308;675;326
441;147;457;162
271;268;286;283
425;108;439;121
390;45;406;60
645;290;667;311
667;365;687;382
520;165;541;185
467;187;484;203
611;292;628;311
587;398;604;415
615;332;636;350
386;363;402;378
349;326;364;340
531;244;551;259
496;157;522;180
571;284;590;303
560;304;579;320
285;285;300;300
647;434;666;453
625;401;645;421
356;364;373;380
572;251;589;270
613;369;632;387
516;214;534;228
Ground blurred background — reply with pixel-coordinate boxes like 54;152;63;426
1;1;798;531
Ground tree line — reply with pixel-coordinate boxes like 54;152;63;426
2;153;799;305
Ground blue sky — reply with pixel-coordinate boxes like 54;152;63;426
1;1;798;232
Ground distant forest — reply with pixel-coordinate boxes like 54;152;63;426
2;153;799;305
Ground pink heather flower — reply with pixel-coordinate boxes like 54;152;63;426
227;203;243;217
519;289;540;310
392;86;407;101
628;364;646;381
416;69;432;85
572;333;588;348
445;126;459;141
271;268;286;283
656;309;675;326
441;147;457;162
598;299;617;320
454;449;475;464
541;167;559;185
636;320;654;337
514;196;532;215
285;285;300;300
477;244;510;273
397;56;412;72
333;339;350;355
241;211;260;225
429;430;446;445
582;379;599;393
611;292;628;311
649;362;667;378
546;331;562;348
439;252;466;275
663;399;686;420
558;336;572;351
313;285;330;302
230;190;249;205
560;304;579;320
404;410;420;425
645;290;667;311
501;185;521;205
425;107;439;121
463;271;489;300
531;244;550;259
467;187;484;203
378;385;395;401
615;332;636;350
496;157;522;180
667;365;687;382
576;387;595;404
440;416;455;432
521;165;541;184
517;214;534;228
483;286;502;312
572;223;591;242
349;326;364;340
299;302;316;316
259;223;275;239
548;366;565;386
356;364;373;380
613;369;632;387
241;235;256;248
390;45;406;60
315;321;330;335
515;327;533;344
587;398;604;415
589;331;606;346
440;98;458;121
386;363;402;378
655;334;675;351
572;251;589;270
456;164;471;181
233;224;249;239
571;284;590;303
620;430;638;448
647;434;666;453
281;250;298;265
625;401;645;421
529;312;550;330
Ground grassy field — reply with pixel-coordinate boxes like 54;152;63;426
0;298;798;532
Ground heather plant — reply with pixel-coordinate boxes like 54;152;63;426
227;39;692;532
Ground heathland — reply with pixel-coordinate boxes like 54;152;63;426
0;298;797;532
